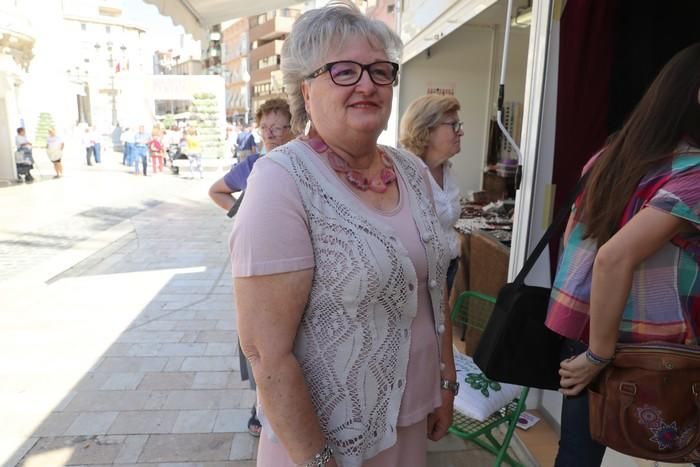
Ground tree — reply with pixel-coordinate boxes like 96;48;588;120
35;112;55;147
188;93;223;158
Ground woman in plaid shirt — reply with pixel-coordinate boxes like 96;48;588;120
546;43;700;467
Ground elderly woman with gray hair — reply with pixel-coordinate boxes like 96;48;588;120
230;2;456;466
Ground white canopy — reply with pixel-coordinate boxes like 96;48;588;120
143;0;297;41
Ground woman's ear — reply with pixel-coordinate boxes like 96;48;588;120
301;81;311;114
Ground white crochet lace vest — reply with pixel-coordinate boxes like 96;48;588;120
267;140;448;467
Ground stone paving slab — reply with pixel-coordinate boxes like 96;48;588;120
137;434;233;463
107;412;180;436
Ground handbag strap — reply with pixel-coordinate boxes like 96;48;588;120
513;172;590;286
227;192;245;218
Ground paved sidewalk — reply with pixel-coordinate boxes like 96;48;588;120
0;159;518;467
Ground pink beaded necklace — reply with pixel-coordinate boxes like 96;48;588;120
307;136;397;193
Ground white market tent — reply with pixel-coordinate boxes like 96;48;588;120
143;0;297;40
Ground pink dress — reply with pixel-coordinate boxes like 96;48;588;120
230;149;442;467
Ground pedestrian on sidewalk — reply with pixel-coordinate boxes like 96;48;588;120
148;128;165;173
224;123;239;164
15;127;35;183
91;126;102;164
208;98;295;438
231;3;455;466
81;126;95;166
184;127;203;179
46;128;64;178
133;125;149;176
235;124;257;162
164;125;183;171
121;126;135;166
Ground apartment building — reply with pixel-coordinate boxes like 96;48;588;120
248;6;301;114
221;19;250;123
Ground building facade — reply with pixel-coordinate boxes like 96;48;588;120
221;19;249;123
0;0;35;182
365;0;397;30
248;6;301;115
62;1;147;130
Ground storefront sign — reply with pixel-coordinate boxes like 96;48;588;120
427;82;456;96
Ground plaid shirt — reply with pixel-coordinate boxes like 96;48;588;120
546;143;700;344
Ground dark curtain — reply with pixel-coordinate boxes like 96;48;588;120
607;0;700;132
549;0;700;274
549;0;618;268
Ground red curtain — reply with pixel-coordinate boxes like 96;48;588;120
549;0;618;269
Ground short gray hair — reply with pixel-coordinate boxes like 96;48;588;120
281;0;403;134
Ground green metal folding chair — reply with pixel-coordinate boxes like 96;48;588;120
448;291;530;467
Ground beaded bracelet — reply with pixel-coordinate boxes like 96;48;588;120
296;443;333;467
585;348;614;367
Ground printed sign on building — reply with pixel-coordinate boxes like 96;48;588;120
427;82;455;96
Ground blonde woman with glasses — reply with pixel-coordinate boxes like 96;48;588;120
400;95;464;293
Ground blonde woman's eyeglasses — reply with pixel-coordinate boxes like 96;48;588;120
438;121;463;133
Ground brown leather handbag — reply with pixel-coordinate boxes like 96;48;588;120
588;342;700;463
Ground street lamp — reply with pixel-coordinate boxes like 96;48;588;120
94;41;127;126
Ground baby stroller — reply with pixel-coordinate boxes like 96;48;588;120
167;144;187;175
15;149;35;183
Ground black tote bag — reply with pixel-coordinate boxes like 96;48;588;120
473;174;589;390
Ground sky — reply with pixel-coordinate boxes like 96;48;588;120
120;0;192;50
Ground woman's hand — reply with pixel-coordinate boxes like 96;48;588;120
558;352;606;396
427;391;454;441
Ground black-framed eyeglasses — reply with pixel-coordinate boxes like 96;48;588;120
306;60;399;86
438;121;464;133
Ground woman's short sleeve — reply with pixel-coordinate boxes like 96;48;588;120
647;166;700;229
230;157;314;277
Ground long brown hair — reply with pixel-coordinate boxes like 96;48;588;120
581;43;700;245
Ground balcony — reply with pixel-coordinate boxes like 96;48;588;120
249;15;295;43
249;40;283;65
251;64;279;85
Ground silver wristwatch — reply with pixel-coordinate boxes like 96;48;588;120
440;378;460;396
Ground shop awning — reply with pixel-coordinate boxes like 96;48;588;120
401;0;499;63
143;0;297;41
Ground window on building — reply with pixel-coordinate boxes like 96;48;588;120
278;8;300;18
387;4;395;13
253;82;271;97
257;55;280;70
81;23;87;31
250;13;269;28
106;25;111;34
